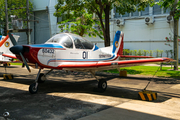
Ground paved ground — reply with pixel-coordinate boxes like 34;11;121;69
0;65;180;120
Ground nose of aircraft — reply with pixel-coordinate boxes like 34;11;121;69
10;45;24;55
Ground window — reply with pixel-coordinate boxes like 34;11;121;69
141;6;149;16
57;14;67;23
153;0;161;15
114;7;121;18
46;34;73;48
122;12;129;17
59;36;73;48
114;7;130;18
74;38;85;49
164;8;170;14
70;34;94;49
131;10;139;17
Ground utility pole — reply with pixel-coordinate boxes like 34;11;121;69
26;0;31;44
5;0;8;35
173;0;179;70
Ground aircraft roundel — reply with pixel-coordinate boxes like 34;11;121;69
115;41;119;48
4;41;10;47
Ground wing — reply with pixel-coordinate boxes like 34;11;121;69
59;57;174;71
2;54;17;59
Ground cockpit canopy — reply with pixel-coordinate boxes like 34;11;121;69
46;33;94;50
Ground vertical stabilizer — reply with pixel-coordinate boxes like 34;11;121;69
112;31;124;56
0;35;19;61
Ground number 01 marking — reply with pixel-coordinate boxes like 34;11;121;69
83;51;88;59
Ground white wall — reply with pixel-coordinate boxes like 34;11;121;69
112;16;180;58
29;0;180;58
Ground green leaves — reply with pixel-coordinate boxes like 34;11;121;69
157;0;180;19
0;0;33;35
54;0;103;38
54;0;155;46
114;0;154;15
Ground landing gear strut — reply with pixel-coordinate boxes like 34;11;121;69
29;69;53;94
38;73;46;83
29;69;41;94
29;83;38;94
90;71;107;92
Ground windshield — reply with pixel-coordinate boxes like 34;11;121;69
46;34;73;48
69;34;94;49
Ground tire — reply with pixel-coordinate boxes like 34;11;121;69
3;63;7;67
38;73;46;83
29;83;38;94
98;80;107;92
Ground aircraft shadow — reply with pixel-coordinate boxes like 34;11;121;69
0;65;20;68
0;69;175;102
0;86;174;120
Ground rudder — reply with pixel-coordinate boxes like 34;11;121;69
112;31;124;56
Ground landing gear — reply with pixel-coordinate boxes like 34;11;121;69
29;83;38;94
29;69;53;94
29;69;41;94
98;80;107;92
90;71;107;92
38;73;46;83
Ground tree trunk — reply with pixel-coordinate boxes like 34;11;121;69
3;19;7;36
173;0;179;70
173;16;179;70
104;5;110;47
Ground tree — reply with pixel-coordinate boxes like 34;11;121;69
54;9;103;38
0;0;33;35
54;0;154;47
54;2;103;39
157;0;180;70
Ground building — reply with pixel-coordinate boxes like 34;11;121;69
13;0;180;58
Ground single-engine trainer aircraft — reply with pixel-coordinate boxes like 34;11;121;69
7;31;173;94
0;34;19;66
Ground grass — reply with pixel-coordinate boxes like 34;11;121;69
105;66;180;79
9;63;180;78
10;63;22;66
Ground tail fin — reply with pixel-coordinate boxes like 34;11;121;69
112;31;124;56
0;34;19;54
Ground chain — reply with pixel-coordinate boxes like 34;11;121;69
143;65;161;90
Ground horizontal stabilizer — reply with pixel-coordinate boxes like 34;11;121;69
120;55;154;58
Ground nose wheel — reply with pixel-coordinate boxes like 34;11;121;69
29;83;38;94
29;69;53;94
29;69;41;94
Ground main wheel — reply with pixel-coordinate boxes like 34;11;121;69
98;80;107;92
38;73;46;83
29;83;38;94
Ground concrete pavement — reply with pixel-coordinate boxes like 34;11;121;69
78;83;180;120
0;65;180;120
78;98;180;120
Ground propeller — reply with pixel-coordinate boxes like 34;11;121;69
20;52;31;72
8;33;31;72
8;32;17;46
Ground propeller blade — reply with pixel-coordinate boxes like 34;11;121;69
8;32;17;46
19;52;31;72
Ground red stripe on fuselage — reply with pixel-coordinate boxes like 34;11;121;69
17;46;119;69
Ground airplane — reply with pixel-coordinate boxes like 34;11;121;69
0;34;19;66
7;31;173;94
